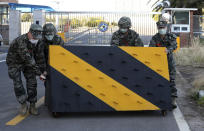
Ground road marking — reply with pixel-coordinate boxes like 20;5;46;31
0;60;6;63
6;96;44;126
173;103;191;131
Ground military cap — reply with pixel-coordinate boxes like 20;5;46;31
156;21;167;28
118;16;131;28
29;24;43;39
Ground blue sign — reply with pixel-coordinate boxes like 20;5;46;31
98;22;108;32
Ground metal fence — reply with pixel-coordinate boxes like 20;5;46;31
45;11;160;45
21;12;33;35
193;15;204;38
19;12;204;46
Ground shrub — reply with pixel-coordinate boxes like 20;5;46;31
21;13;32;22
111;21;118;26
174;37;204;66
70;18;82;29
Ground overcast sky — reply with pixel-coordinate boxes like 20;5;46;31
19;0;156;12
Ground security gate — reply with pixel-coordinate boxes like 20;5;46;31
45;11;161;45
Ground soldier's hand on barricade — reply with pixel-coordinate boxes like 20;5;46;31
165;48;170;54
40;74;46;81
43;71;47;76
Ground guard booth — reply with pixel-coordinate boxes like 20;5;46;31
163;8;198;47
47;45;173;116
0;2;54;45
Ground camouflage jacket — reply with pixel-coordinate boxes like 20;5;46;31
111;29;144;46
6;34;46;75
42;34;64;67
149;33;177;53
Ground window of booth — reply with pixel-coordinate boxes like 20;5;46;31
171;11;190;32
0;6;9;25
173;11;189;25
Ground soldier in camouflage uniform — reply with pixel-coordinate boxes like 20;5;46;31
42;23;64;66
6;24;46;116
149;21;177;109
160;13;172;33
41;23;64;105
111;16;143;46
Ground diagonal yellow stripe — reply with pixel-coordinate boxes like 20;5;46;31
6;96;44;126
49;45;160;111
120;47;170;80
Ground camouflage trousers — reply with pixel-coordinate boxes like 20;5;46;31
168;54;177;97
8;66;37;104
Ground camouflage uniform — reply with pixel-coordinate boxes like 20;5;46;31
167;23;172;33
41;23;64;105
149;21;177;98
111;16;143;46
42;23;64;66
6;32;45;104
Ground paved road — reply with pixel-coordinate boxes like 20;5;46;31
67;32;152;46
0;52;184;131
0;46;8;53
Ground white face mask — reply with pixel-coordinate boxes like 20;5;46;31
158;28;167;35
45;35;54;41
120;28;128;33
29;39;39;44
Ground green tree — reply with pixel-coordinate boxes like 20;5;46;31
86;17;110;27
21;13;32;22
149;0;204;14
46;18;56;23
70;18;82;29
111;21;118;26
169;0;203;15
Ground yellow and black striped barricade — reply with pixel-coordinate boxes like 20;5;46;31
48;45;172;114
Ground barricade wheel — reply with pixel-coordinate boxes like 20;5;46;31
52;112;60;118
161;110;167;116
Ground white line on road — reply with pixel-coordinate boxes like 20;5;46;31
0;60;6;63
0;53;7;63
173;103;191;131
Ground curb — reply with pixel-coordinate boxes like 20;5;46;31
175;69;192;131
175;68;204;131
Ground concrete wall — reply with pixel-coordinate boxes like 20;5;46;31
9;10;21;43
33;10;45;27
